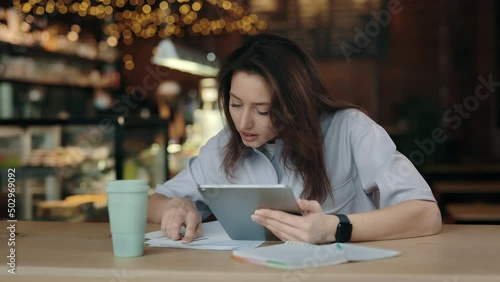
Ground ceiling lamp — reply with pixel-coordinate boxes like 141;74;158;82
151;38;220;77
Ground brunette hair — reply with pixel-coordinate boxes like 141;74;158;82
217;33;362;203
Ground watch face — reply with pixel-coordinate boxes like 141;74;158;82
337;223;353;243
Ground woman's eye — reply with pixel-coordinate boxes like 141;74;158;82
230;103;242;108
257;110;269;115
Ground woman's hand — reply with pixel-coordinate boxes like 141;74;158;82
251;199;338;244
160;197;202;243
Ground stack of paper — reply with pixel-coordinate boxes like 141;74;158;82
145;221;264;251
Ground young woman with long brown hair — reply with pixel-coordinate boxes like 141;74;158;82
148;33;442;244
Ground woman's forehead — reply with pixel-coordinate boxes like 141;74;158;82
230;71;273;102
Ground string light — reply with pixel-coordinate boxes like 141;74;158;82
12;0;267;44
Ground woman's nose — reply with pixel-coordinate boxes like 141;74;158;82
239;108;254;129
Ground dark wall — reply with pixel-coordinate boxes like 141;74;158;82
376;0;498;163
118;0;498;163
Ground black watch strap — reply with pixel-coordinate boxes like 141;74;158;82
335;214;352;243
336;214;350;224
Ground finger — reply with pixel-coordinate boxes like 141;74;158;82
160;212;167;234
252;213;302;242
166;216;183;240
162;212;174;238
265;223;303;242
182;226;196;243
195;223;203;238
297;199;322;213
182;212;201;243
187;222;203;242
254;209;301;228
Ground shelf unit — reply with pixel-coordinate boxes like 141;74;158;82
0;118;170;221
0;41;117;64
0;41;119;87
0;40;121;120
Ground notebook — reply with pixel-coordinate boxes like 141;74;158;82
232;241;400;270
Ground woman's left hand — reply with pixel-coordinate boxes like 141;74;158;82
251;199;338;244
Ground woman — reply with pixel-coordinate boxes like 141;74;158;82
148;33;442;244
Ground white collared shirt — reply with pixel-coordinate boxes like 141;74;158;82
155;109;436;220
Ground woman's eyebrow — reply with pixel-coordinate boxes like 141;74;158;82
230;93;242;101
230;93;270;106
230;92;271;106
253;102;270;106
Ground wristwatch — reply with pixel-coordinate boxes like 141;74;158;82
334;214;352;243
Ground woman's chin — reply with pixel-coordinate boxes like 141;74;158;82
242;139;264;148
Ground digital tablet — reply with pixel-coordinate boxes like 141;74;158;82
198;184;302;241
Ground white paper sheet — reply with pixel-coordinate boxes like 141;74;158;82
145;221;264;251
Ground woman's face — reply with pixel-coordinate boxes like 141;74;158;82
229;71;278;148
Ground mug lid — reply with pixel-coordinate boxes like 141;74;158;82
106;180;149;193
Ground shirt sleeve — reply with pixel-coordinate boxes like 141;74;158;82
154;130;228;220
351;121;436;209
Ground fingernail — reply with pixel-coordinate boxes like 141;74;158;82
251;215;256;221
254;210;261;215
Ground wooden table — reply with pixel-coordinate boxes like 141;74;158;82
1;221;500;282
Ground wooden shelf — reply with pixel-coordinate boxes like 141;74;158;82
0;40;117;64
0;77;98;89
1;75;119;90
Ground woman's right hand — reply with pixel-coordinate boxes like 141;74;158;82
160;197;202;243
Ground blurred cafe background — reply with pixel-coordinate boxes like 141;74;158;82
0;0;499;224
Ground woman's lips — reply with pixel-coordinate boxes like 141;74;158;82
241;131;258;142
